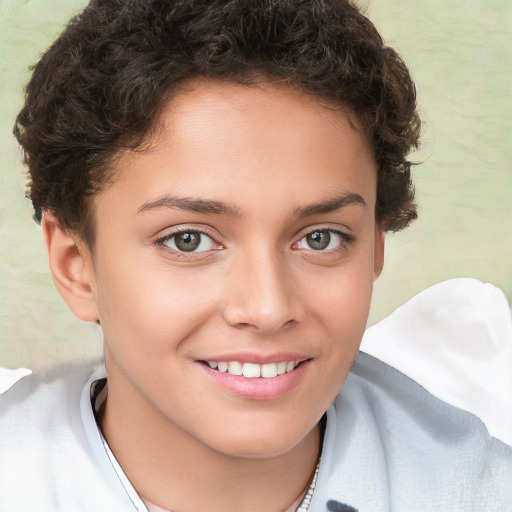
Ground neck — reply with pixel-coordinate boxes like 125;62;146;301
100;369;321;512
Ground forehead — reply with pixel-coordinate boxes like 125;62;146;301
100;80;377;220
159;79;371;169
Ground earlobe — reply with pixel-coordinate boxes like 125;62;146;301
41;212;99;322
373;226;385;279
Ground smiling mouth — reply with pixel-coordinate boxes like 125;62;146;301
203;360;305;378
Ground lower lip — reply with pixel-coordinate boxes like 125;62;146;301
196;360;310;400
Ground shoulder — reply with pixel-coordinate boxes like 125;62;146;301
0;359;135;510
0;359;100;428
0;358;102;430
310;352;512;511
346;350;508;442
310;277;512;511
0;358;102;469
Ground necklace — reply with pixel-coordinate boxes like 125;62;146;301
294;459;320;512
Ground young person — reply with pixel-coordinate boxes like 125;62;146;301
1;1;510;510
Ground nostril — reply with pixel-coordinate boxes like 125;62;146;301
232;322;255;330
283;319;297;328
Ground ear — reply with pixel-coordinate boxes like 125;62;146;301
41;212;99;322
373;225;385;280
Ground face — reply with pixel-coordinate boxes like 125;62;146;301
80;80;383;458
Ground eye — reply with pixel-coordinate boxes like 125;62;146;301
295;229;350;251
160;230;217;253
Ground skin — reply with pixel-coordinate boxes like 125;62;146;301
43;80;385;512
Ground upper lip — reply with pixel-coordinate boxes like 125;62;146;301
196;352;311;364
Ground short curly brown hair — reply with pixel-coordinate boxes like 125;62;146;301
15;0;420;246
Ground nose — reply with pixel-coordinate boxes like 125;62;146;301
221;250;302;334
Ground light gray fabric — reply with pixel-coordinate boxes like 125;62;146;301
0;360;142;511
0;354;511;511
311;353;512;511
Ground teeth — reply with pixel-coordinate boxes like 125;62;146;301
228;361;243;376
243;363;261;378
261;363;278;378
206;360;299;378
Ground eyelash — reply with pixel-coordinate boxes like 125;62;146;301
154;227;222;257
154;226;355;258
294;227;355;253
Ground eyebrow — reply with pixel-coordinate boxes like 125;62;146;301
137;195;242;217
137;191;365;218
294;192;366;218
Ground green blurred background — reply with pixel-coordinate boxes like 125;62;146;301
1;0;511;369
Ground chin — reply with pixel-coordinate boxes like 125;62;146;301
203;421;317;460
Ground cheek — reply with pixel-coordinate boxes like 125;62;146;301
94;256;218;356
306;258;374;330
299;253;375;396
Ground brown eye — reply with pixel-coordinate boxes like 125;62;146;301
306;230;331;250
163;231;216;253
174;232;201;251
294;229;352;252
